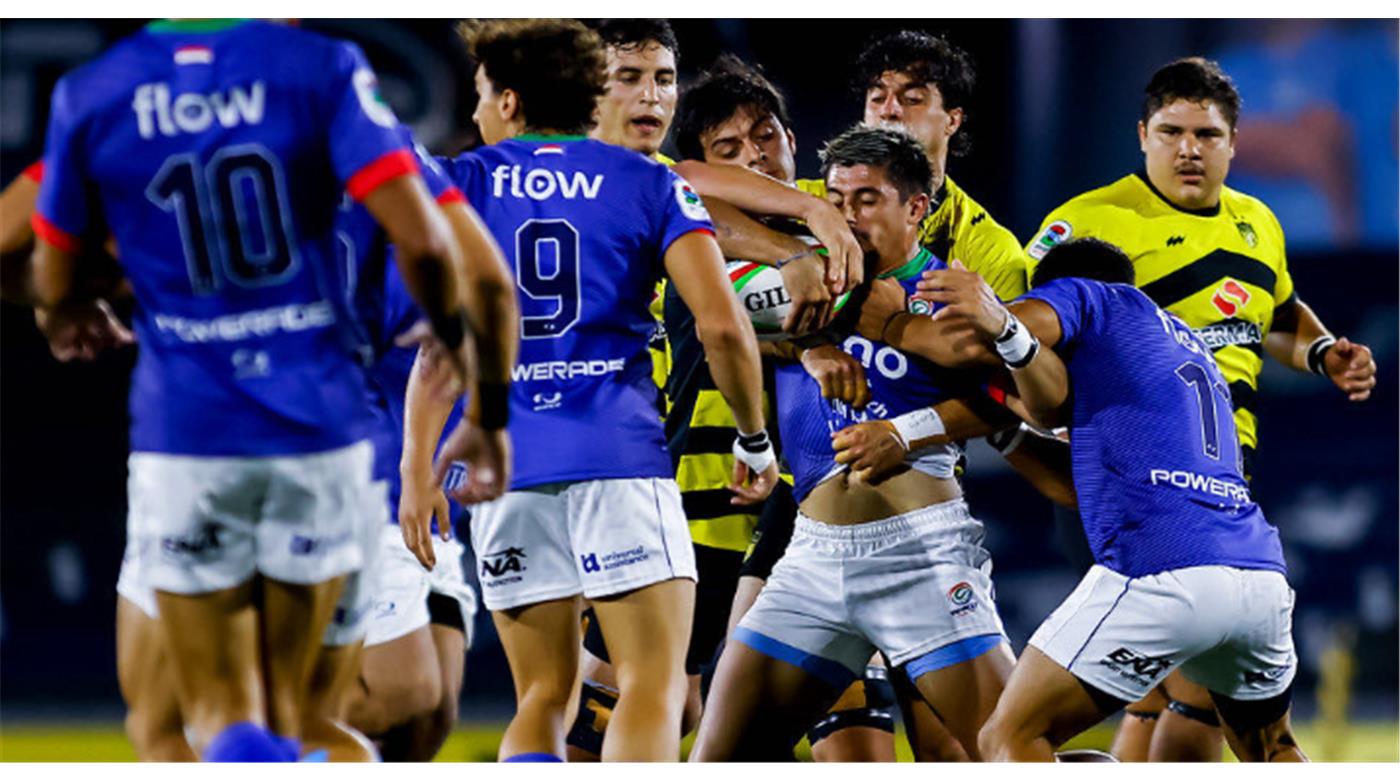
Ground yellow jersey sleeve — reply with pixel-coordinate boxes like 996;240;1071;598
796;178;826;198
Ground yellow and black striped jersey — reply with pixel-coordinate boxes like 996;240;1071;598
647;151;679;413
797;174;1028;302
1024;172;1295;464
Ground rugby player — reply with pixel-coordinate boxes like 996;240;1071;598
691;127;1014;762
25;19;506;760
404;19;777;762
1007;57;1376;761
905;238;1304;762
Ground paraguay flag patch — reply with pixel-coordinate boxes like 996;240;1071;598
173;45;213;65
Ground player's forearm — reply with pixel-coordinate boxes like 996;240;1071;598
701;196;809;263
882;313;999;368
365;176;468;348
703;323;768;434
672;161;822;223
1265;298;1331;373
401;349;457;484
1003;432;1077;509
912;396;1018;448
442;201;518;386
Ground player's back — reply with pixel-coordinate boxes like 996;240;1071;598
1022;278;1286;577
36;20;415;457
443;136;714;489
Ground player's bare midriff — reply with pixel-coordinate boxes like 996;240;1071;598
800;468;961;526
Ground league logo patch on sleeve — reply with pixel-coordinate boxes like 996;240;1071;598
674;178;711;222
1028;220;1073;260
353;68;399;128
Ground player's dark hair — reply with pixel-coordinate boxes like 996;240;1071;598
1031;238;1136;288
593;18;680;62
674;55;792;162
460;19;606;135
853;30;975;156
819;125;933;202
1142;57;1241;130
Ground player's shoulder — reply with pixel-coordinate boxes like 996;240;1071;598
1220;184;1284;234
942;177;1016;241
1045;173;1150;222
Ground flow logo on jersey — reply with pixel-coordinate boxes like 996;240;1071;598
1210;279;1252;317
480;546;527;585
1028;220;1072;260
1102;647;1172;684
133;81;265;139
674;179;711;222
490;165;604;200
161;523;224;557
843;335;908;381
948;581;978;617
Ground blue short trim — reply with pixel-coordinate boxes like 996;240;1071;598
731;626;858;690
503;752;563;762
905;633;1004;680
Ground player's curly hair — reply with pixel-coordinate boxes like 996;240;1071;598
1142;57;1241;130
819;125;933;202
673;55;792;162
592;18;680;61
459;19;607;135
853;30;976;157
1031;238;1136;288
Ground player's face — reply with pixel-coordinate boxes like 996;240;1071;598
863;70;962;164
825;163;928;270
1138;99;1236;210
698;106;797;183
472;65;512;145
594;42;678;156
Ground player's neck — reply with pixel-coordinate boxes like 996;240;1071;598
875;243;927;279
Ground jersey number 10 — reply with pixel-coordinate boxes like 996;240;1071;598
146;144;298;294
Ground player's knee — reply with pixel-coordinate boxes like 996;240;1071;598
377;664;443;724
977;710;1023;761
680;677;703;736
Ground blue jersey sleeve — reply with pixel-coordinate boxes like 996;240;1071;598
34;75;92;252
412;143;462;204
325;42;417;201
655;168;715;260
1021;277;1101;348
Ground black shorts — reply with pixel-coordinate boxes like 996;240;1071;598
737;479;798;582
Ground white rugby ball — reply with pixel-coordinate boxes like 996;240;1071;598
727;257;852;341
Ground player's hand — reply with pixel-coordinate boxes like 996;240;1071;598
800;344;870;410
832;420;906;483
436;421;511;505
917;260;1007;337
1324;337;1377;402
729;459;779;505
400;475;452;570
779;252;832;335
856;278;909;342
802;198;864;295
395;320;470;402
34;299;134;362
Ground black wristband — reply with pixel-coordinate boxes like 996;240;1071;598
476;381;510;431
736;429;771;453
430;308;469;352
1306;336;1336;376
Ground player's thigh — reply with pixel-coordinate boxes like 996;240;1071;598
324;481;391;648
984;645;1123;751
116;594;185;739
589;577;696;681
809;664;898;762
428;621;467;705
493;596;583;700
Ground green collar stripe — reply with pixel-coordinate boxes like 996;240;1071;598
516;133;588;142
879;247;932;281
148;19;248;33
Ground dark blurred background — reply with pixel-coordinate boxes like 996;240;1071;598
2;18;1396;740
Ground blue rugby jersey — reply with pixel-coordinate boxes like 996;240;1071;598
34;19;421;457
440;136;714;489
336;137;467;533
775;248;971;502
1022;278;1286;577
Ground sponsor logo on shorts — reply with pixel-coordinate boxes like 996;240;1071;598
581;546;650;575
948;581;978;617
161;523;224;558
1102;647;1172;684
290;530;353;556
374;600;397;619
480;546;527;588
1243;665;1290;686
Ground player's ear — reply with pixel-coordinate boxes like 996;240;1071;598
785;127;797;156
1137;120;1148;152
907;192;930;224
945;107;964;139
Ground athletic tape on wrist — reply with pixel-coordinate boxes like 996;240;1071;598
888;407;945;451
733;429;776;473
1306;335;1336;376
994;312;1039;369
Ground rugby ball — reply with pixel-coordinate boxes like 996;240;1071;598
727;255;853;341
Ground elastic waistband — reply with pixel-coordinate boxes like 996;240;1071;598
794;498;971;544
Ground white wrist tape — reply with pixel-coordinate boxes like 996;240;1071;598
733;429;777;474
888;407;945;451
994;312;1039;369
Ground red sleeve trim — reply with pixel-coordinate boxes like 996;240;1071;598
985;372;1011;407
683;227;715;238
22;161;45;183
347;149;419;201
32;212;81;254
435;187;467;206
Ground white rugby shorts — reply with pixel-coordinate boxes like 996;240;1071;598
734;498;1007;687
126;441;374;596
470;477;696;611
1029;564;1297;703
323;479;392;646
364;523;479;648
